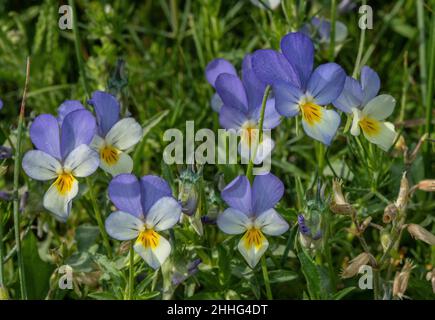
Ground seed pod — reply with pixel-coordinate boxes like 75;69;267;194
395;172;409;210
425;268;435;294
416;180;435;192
383;203;398;224
330;179;354;215
381;230;392;252
360;216;372;233
341;252;374;279
407;133;428;164
407;224;435;245
393;259;414;299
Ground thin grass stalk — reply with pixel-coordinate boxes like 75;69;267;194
425;11;435;176
329;0;337;61
69;0;90;98
86;178;113;259
416;0;427;107
13;57;31;300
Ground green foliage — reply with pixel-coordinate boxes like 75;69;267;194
0;0;434;300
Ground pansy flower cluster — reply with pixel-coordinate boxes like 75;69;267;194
209;31;398;267
19;30;399;273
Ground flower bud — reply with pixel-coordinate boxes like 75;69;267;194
178;167;201;216
178;182;199;216
298;214;322;250
393;259;414;299
0;146;12;160
341;252;375;279
407;224;435;245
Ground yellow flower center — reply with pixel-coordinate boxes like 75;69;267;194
242;228;265;249
241;122;259;146
54;171;76;195
136;229;160;249
359;117;380;136
100;145;120;166
300;101;322;125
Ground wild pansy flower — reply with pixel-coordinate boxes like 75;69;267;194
205;58;237;113
333;66;397;151
105;174;182;269
88;91;142;176
252;32;346;145
217;173;289;268
0;99;3;110
22;103;98;222
207;55;281;164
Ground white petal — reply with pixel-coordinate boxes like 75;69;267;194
134;233;171;269
362;121;397;151
105;118;143;151
105;211;143;240
90;135;105;151
64;144;99;177
301;107;341;146
99;151;133;176
350;108;361;136
238;231;269;268
362;94;396;120
145;197;181;231
217;208;250;235
254;208;289;236
43;179;78;222
253;136;275;165
22;150;61;180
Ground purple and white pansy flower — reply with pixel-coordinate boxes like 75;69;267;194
22;102;99;222
88;91;143;176
333;66;397;151
205;58;237;113
217;173;289;268
206;55;281;164
105;174;182;269
252;32;346;145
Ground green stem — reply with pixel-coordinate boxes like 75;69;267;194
246;86;271;181
128;244;135;300
416;0;427;107
13;58;31;300
352;0;366;78
69;0;90;98
328;0;337;61
0;206;4;288
260;255;273;300
86;178;112;259
425;11;435;176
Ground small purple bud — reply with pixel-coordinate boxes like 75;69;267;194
201;216;216;225
0;191;12;201
20;191;29;212
0;146;12;160
0;99;3;110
